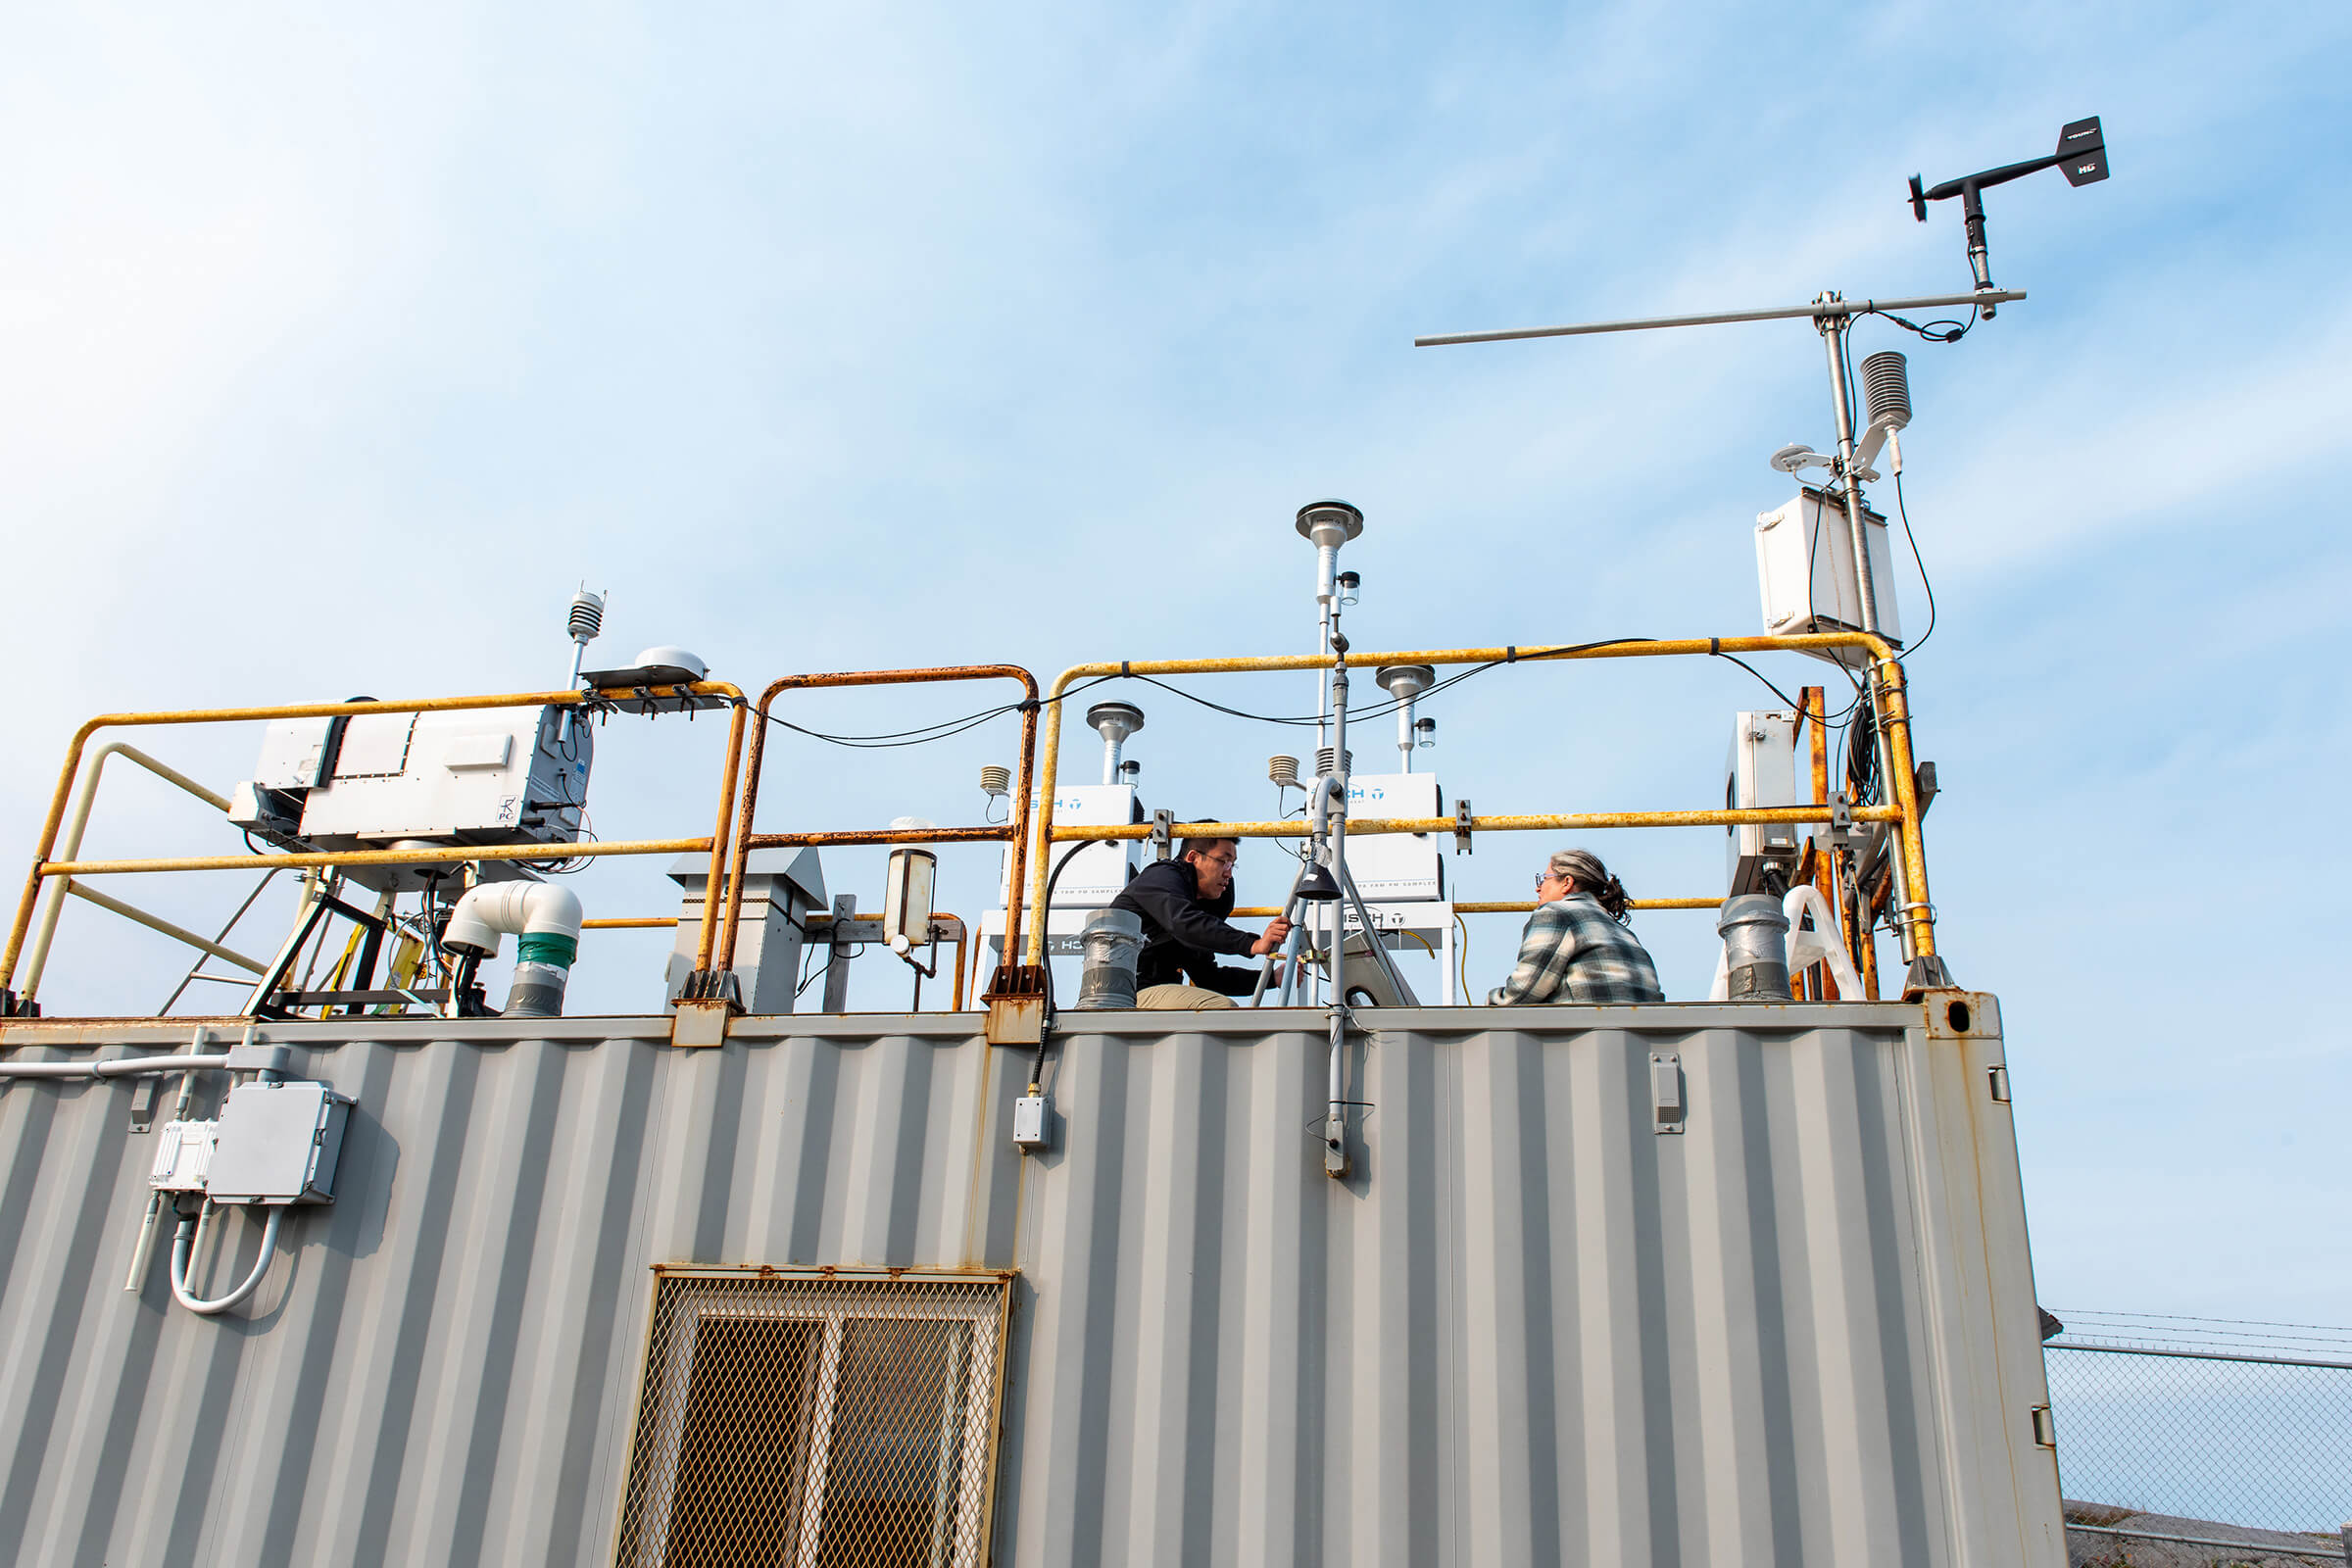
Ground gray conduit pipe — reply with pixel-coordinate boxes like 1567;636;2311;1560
0;1054;235;1081
170;1208;282;1315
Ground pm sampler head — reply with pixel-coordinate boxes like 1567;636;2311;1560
1375;664;1437;770
1296;500;1364;608
1085;702;1146;786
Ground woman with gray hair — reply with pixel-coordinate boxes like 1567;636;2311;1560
1487;849;1664;1005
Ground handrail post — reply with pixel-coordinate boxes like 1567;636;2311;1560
700;665;1041;1033
689;694;751;978
20;741;234;1005
1873;656;1948;990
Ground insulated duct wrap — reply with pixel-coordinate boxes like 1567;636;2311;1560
1716;893;1791;1001
1070;908;1143;1010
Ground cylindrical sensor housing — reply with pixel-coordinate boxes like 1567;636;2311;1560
1071;908;1145;1009
1717;894;1792;1001
883;844;938;950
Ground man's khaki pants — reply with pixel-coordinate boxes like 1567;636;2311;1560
1136;984;1238;1010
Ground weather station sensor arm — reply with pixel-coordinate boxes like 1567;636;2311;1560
1413;289;2026;347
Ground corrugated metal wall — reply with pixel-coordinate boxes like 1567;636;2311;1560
0;1000;2064;1567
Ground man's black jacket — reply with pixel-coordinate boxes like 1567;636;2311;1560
1107;858;1260;995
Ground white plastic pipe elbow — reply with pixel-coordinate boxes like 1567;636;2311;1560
441;881;586;1018
442;882;584;958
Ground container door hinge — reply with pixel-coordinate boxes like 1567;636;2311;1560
2031;1404;2056;1447
1987;1064;2011;1103
1651;1053;1685;1134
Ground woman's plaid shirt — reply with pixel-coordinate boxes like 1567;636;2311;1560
1486;893;1664;1005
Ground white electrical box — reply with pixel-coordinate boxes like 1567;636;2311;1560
1011;1093;1050;1152
1341;773;1443;901
202;1081;354;1205
1004;785;1142;908
149;1118;220;1194
1725;710;1800;896
1755;488;1902;662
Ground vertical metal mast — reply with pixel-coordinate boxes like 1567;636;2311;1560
1412;288;2016;990
1817;301;1936;978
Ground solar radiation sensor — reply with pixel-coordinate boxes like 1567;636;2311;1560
1910;117;2109;317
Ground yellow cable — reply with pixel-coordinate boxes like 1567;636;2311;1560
1454;914;1471;1002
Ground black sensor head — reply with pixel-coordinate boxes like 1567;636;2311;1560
2057;116;2108;186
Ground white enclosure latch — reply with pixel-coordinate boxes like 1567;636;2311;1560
2031;1404;2056;1447
1012;1093;1050;1152
1987;1064;2011;1103
1651;1054;1686;1135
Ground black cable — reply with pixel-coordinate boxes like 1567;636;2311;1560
738;675;1122;752
1862;302;1977;344
1026;843;1095;1090
760;704;1026;749
1890;469;1937;659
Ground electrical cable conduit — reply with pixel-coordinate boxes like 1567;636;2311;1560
170;1207;281;1315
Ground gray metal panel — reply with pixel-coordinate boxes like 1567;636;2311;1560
0;1001;2063;1567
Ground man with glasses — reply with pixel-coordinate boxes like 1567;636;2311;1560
1110;832;1294;1010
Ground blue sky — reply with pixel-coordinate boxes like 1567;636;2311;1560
3;2;2346;1323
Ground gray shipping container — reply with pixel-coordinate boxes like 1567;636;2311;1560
0;996;2062;1566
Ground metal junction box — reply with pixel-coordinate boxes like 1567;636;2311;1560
1726;709;1800;895
148;1118;220;1194
1755;487;1903;661
201;1081;353;1205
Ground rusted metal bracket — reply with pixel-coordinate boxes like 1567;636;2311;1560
1149;809;1173;860
982;963;1049;1046
1453;798;1473;856
670;994;740;1048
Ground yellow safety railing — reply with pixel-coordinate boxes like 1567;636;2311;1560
4;631;1939;1021
1;683;750;1012
1020;631;1936;976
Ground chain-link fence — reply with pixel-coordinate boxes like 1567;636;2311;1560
2043;1310;2352;1562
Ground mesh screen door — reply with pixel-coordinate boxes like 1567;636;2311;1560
614;1269;1014;1568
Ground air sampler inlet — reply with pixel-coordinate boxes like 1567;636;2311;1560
1085;703;1146;786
